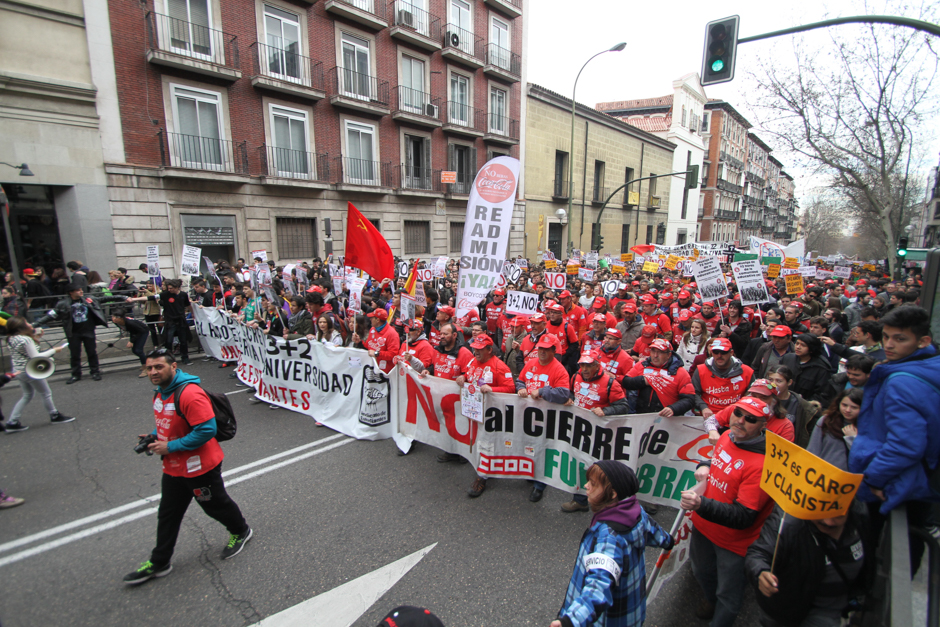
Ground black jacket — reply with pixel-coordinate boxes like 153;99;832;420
745;503;874;626
36;293;128;339
780;353;833;404
620;353;695;415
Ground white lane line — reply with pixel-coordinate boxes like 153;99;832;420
250;543;437;627
224;388;253;395
0;438;354;569
0;434;347;555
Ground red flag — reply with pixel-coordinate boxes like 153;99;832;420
344;202;394;282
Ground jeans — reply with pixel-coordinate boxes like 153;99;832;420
690;527;748;627
163;318;189;361
144;314;162;347
69;332;99;378
131;333;149;364
10;377;57;422
150;463;248;567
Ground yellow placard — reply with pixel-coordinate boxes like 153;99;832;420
783;257;800;269
761;432;864;520
665;254;681;271
767;264;781;278
628;190;640;205
642;261;660;273
543;259;558;269
785;274;804;295
566;262;580;275
863;264;876;271
693;248;701;259
611;263;626;274
621;252;634;263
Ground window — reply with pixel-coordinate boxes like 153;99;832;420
489;86;507;134
341;32;371;99
167;0;212;60
276;217;317;259
448;143;476;194
621;224;630;251
400;55;426;113
403;133;431;189
645;224;653;245
269;104;309;178
450;221;464;252
592;160;605;202
490;16;510;69
624;166;635;204
701;112;709;132
449;72;470;125
171;84;224;170
404;220;430;255
264;4;301;81
681;106;687;128
398;0;428;36
344;120;377;184
448;0;473;55
370;218;381;230
676;229;687;245
649;174;657;197
554;151;568;197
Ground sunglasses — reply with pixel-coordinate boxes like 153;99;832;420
711;349;729;355
733;408;763;424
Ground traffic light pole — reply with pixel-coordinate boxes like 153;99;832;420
736;15;940;44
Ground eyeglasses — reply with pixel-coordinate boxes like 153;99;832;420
733;408;763;424
711;349;729;355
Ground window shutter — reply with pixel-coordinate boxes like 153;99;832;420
470;146;477;177
424;136;432;174
448;143;455;171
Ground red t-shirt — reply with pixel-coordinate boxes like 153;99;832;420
714;406;795;442
463;356;515;393
641;311;673;337
694;312;720;335
456;308;480;338
596;346;632;379
431;345;473;380
397;338;435;369
692;432;774;555
546;319;580;354
484;301;505;334
669;301;701;324
518;357;569;396
570;372;625;410
565;304;590;337
581;330;606;354
696;362;754;413
365;323;401;373
155;385;224;478
625;360;695;408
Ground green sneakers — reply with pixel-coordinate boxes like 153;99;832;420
220;527;253;560
123;561;172;585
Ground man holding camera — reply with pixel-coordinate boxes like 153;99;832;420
124;349;252;585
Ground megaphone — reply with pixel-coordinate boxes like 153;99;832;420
26;357;55;380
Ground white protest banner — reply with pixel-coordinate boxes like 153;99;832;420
416;268;433;283
799;265;817;277
603;280;619;296
692;256;729;301
180;245;201;277
502;261;522;284
432;256;448;278
544;272;566;291
816;268;834;280
541;250;556;262
730;259;770;306
328;263;342;277
833;265;852;279
516;258;528;269
781;268;801;276
400;294;416;323
347;277;367;313
578;268;595;282
332;276;344;296
455;156;520;317
585;252;599;269
147;246;161;277
250;249;268;262
505;290;538;316
414;280;427;307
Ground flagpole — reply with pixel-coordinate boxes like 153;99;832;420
769;514;786;573
645;507;687;595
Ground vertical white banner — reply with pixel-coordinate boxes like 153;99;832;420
180;245;202;276
730;259;770;306
456;156;520;317
146;245;160;277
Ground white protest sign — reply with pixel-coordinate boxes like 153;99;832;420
505;290;538;316
578;268;595;282
455;156;520;317
416;268;433;283
400;294;416;323
414;280;427;307
460;386;484;423
396;261;409;278
815;268;834;280
180;245;201;277
516;258;528;269
347;277;367;313
799;265;817;277
146;245;161;277
730;259;770;306
250;249;268;262
544;272;566;291
833;265;852;279
692;256;729;301
781;268;801;276
584;252;599;269
432;256;448;278
502;261;522;284
332;276;344;296
603;280;619;296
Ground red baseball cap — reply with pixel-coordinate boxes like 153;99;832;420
748;378;779;397
769;325;792;338
678;310;692;322
368;309;388;320
678;290;691;299
733;396;771;418
559;290;572;298
438;306;456;317
578;349;601;364
641;325;657;338
605;328;622;340
306;285;324;293
649;338;672;352
405;318;424;329
640;295;657;305
660;292;673;301
493;288;506;296
592;297;607;309
621;301;637;313
529;312;546;322
544;300;564;312
702;301;715;308
535;335;560;350
710;338;733;352
510;316;530;328
592;313;607;323
468;334;494;349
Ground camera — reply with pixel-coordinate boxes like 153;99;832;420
135;434;158;455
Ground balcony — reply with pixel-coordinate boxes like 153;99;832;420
739;219;760;229
743;194;761;206
761;224;774;234
442;101;485;137
623;189;639;207
441;24;484;68
145;13;241;82
719;150;745;170
484;114;519;145
774;230;789;240
483;0;522;18
483;44;521;83
249;42;325;101
715;209;740;221
258;145;330;189
395;165;443;196
324;0;388;30
159;131;248;180
388;1;441;51
552;176;569;200
445;175;473;197
716;178;742;195
328;67;390;115
391;86;442;128
333;157;393;191
746;171;766;187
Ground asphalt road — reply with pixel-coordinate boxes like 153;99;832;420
0;360;762;627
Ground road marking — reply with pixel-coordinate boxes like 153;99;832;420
224;387;254;395
250;543;437;627
0;434;349;558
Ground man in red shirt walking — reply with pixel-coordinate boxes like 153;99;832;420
545;301;580;373
364;308;400;373
484;289;506;337
594;328;632;379
640;295;672;340
393;318;435;371
558;290;589;337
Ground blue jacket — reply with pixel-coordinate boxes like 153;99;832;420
849;345;940;513
558;497;674;627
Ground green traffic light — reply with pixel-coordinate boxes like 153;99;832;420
898;249;908;257
711;59;725;72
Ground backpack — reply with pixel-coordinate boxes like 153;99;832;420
156;383;237;442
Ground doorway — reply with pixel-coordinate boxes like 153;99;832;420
0;184;64;276
548;223;562;260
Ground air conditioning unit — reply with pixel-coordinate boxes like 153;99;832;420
398;10;414;27
425;103;439;118
448;31;460;48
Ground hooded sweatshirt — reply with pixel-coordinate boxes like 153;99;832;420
151;370;221;477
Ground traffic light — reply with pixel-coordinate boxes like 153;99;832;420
701;16;740;86
897;236;909;257
591;223;604;251
686;164;700;190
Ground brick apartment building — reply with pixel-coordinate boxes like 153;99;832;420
104;0;525;274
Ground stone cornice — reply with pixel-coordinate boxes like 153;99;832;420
0;0;85;28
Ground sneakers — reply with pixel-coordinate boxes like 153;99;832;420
123;560;172;585
182;361;194;366
66;377;80;385
4;421;28;433
467;477;487;498
529;487;544;503
91;373;102;381
138;367;148;378
220;527;253;560
50;412;75;424
561;500;590;513
0;493;25;509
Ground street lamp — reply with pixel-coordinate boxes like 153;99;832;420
0;163;34;177
567;42;626;258
555;208;568;225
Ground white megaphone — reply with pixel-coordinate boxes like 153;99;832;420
26;357;55;380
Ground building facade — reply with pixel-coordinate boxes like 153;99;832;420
595;73;706;247
523;83;674;260
916;157;939;249
103;0;526;275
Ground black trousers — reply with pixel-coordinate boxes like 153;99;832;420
163;318;189;360
131;333;149;364
69;332;99;378
150;462;248;567
145;314;162;347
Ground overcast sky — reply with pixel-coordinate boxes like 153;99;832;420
525;0;940;205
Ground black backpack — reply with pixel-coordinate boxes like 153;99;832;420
157;383;237;442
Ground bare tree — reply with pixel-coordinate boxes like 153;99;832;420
799;195;849;255
749;7;939;276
